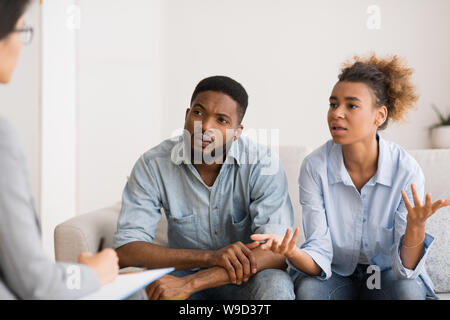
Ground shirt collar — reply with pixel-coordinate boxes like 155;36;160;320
171;135;241;166
328;134;393;187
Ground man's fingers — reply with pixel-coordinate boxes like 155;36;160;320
411;184;421;207
401;189;413;211
224;260;237;284
234;248;251;281
229;255;243;284
146;283;158;300
238;242;257;274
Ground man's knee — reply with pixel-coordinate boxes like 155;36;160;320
248;269;294;300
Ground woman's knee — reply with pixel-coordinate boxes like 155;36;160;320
389;278;427;300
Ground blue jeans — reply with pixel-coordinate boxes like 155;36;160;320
294;265;428;300
171;269;295;300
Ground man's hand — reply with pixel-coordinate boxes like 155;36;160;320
146;275;193;300
207;241;257;285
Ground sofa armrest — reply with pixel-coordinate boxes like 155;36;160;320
54;202;121;263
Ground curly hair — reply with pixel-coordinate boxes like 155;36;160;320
338;53;419;130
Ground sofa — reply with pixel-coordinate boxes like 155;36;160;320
54;146;450;299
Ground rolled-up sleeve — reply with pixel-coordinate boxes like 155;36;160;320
391;167;435;280
248;152;294;236
113;155;163;249
295;159;333;280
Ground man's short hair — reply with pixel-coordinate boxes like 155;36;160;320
190;76;249;123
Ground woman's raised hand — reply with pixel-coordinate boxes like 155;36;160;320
249;227;300;258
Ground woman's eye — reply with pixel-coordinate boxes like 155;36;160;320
329;103;338;108
349;104;358;109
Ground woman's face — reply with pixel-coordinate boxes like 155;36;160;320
0;16;24;84
327;81;387;145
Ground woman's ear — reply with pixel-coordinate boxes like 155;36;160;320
376;105;388;127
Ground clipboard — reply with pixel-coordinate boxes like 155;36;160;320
81;267;174;300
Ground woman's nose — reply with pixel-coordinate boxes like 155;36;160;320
331;105;345;119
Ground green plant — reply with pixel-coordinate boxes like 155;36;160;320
429;104;450;130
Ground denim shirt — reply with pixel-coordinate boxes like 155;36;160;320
113;135;294;251
288;135;436;298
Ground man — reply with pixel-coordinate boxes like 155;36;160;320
113;76;294;300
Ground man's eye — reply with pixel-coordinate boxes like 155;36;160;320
218;118;228;124
193;110;203;116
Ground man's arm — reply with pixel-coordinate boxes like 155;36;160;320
146;247;286;300
116;241;211;270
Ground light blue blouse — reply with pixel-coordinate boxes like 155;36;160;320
290;135;436;298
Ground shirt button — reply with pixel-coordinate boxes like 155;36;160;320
215;230;219;235
213;206;217;210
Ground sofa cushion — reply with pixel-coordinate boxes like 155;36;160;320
409;149;450;293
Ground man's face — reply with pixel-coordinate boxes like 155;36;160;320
184;90;243;163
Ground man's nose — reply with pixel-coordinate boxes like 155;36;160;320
202;117;216;132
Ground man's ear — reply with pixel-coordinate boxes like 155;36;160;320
233;124;244;141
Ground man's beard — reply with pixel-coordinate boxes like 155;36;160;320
189;138;233;165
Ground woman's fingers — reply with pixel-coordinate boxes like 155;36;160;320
246;241;260;250
401;189;413;211
410;184;421;207
431;198;450;215
250;234;272;241
288;228;300;251
279;228;292;252
260;238;273;251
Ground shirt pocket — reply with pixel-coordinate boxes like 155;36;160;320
230;212;252;243
167;213;199;249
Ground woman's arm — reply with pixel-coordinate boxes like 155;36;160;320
250;228;322;277
400;184;450;269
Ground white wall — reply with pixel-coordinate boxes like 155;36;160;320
160;0;450;150
40;0;79;259
77;0;164;214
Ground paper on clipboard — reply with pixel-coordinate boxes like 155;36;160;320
81;267;174;300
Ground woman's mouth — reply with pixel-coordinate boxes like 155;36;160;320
331;126;348;135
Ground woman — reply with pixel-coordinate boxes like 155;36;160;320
0;0;119;299
251;54;450;300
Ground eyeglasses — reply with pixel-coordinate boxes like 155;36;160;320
13;25;34;45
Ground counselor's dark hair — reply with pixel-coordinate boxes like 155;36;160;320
191;76;249;123
338;54;419;130
0;0;30;41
